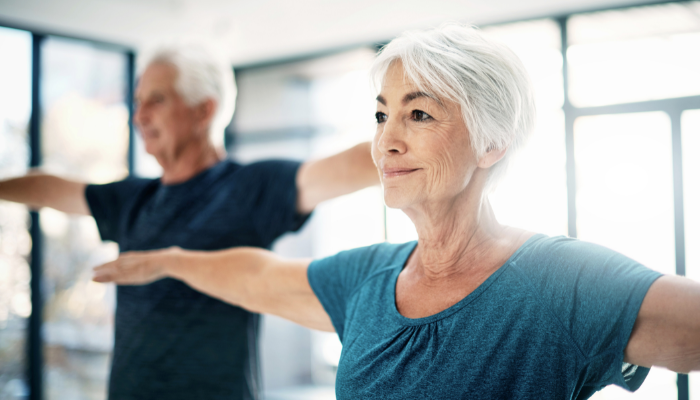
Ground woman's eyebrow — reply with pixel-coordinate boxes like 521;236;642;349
402;91;433;104
375;92;440;106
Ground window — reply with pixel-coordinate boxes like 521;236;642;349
575;112;676;275
683;109;700;284
682;109;700;400
567;2;700;107
0;26;32;400
484;19;568;237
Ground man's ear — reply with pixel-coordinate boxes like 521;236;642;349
196;98;217;128
477;146;507;169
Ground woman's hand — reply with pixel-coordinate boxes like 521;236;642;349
93;247;181;285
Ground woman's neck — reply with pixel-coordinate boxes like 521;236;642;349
404;177;515;282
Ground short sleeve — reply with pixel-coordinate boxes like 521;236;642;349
85;178;152;243
520;237;662;392
308;242;415;341
239;160;310;245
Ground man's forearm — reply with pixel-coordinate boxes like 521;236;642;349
0;173;90;215
296;142;379;213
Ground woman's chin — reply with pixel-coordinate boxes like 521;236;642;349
383;190;418;210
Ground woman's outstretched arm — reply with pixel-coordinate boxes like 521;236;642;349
93;247;334;332
625;275;700;373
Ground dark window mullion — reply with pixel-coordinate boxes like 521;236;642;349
127;51;136;176
28;32;45;400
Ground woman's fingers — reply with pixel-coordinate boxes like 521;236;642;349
92;252;164;285
92;260;120;282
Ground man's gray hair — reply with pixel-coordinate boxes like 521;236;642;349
141;44;236;148
371;23;536;192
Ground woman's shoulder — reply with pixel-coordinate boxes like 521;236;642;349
309;241;417;286
317;240;417;270
510;234;659;284
514;234;623;262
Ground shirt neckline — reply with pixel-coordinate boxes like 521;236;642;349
152;160;233;207
159;159;230;190
388;233;546;326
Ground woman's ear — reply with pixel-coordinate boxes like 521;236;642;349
477;146;507;169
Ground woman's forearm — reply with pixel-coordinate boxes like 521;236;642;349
165;247;277;309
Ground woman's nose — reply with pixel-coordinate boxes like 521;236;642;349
376;118;407;155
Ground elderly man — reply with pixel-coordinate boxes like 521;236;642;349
0;45;378;399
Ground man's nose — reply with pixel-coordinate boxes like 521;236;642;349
134;104;148;128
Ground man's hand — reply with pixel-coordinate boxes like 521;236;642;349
93;247;181;285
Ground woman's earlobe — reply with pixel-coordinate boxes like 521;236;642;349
478;147;508;169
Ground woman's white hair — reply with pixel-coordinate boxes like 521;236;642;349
371;23;536;192
140;44;236;148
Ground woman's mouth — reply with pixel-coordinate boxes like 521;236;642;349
382;168;420;178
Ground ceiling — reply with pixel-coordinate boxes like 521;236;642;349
0;0;661;67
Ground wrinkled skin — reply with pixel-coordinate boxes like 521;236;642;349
372;64;476;214
372;61;505;226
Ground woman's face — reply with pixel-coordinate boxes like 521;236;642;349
372;61;479;211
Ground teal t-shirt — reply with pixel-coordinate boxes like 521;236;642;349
307;234;662;399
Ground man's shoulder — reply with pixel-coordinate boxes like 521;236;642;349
238;158;302;171
234;158;302;176
224;159;303;193
87;176;157;194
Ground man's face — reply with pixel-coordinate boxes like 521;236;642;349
133;62;206;160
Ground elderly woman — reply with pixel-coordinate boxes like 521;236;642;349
94;24;700;399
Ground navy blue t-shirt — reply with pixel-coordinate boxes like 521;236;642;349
308;234;662;400
86;159;309;400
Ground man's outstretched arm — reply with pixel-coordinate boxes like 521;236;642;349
0;172;90;215
296;142;378;214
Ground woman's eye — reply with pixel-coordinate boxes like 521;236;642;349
412;110;432;122
375;112;388;124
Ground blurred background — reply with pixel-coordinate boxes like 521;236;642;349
0;0;699;399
